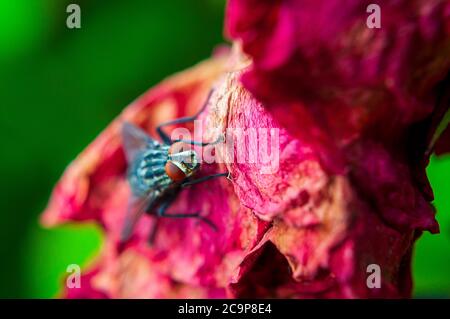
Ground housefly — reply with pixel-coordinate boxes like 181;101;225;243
120;92;227;243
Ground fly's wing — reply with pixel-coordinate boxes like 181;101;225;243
121;122;158;163
120;191;158;243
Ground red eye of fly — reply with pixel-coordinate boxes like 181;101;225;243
165;161;186;182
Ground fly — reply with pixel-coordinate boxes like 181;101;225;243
120;91;228;243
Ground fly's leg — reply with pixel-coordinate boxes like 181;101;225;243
146;173;229;244
156;90;213;145
155;193;217;231
181;172;229;188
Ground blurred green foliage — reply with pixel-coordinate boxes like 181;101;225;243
0;0;448;298
415;156;450;297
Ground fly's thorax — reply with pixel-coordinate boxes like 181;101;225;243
128;144;171;196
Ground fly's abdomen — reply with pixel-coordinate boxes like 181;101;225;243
128;145;171;196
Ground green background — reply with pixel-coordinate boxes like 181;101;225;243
0;0;448;298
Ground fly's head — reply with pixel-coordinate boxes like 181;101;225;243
165;142;200;183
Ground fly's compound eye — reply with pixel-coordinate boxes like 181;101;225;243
165;161;186;182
